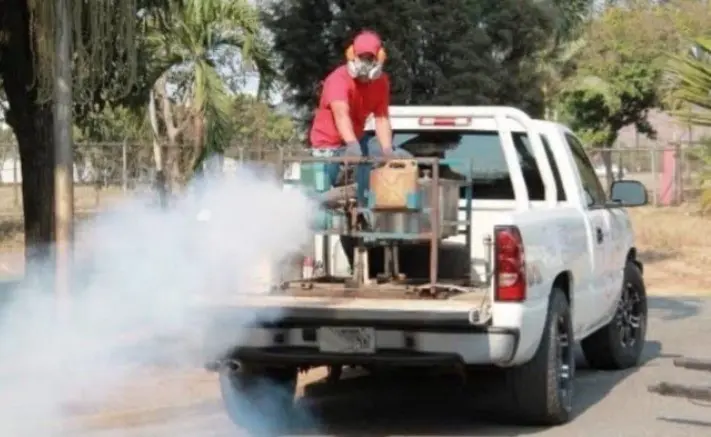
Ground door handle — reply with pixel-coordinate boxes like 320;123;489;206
596;227;604;244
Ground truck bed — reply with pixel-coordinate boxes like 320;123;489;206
275;276;487;300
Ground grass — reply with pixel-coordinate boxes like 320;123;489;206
629;205;711;294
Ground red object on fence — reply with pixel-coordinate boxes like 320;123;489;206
659;148;677;206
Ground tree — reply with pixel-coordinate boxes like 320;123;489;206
0;0;162;267
231;95;298;148
535;0;594;119
263;0;566;126
145;0;276;189
557;0;711;182
556;2;674;182
666;37;711;211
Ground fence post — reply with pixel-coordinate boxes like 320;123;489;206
651;147;658;206
122;140;128;192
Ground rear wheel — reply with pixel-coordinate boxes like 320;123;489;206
219;362;297;436
582;261;647;370
503;288;575;425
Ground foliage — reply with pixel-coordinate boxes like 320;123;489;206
75;105;151;142
686;134;711;214
558;0;711;148
231;95;298;146
144;0;277;182
536;0;594;117
556;3;676;148
666;38;711;127
263;0;573;126
667;39;711;213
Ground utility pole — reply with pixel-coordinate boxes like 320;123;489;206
54;0;74;310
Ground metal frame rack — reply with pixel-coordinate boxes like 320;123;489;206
280;154;479;296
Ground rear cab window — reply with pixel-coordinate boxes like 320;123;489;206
367;130;565;201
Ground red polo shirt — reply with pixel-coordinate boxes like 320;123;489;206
309;65;390;148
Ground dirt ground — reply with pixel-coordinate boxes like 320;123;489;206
0;185;128;217
629;206;711;294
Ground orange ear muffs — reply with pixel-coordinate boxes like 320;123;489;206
345;45;387;79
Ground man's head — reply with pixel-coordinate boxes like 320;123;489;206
346;31;386;81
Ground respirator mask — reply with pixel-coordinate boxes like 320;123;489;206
347;56;383;80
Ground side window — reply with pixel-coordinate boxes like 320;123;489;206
540;135;566;201
564;133;606;206
513;134;566;201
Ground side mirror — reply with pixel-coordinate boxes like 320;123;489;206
610;180;648;207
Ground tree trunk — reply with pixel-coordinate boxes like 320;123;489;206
602;147;614;192
0;0;56;272
189;115;206;175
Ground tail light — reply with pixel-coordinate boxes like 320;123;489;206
494;226;526;301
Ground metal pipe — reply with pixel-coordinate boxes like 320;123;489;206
465;158;473;282
429;161;440;291
383;244;392;278
393;244;401;277
483;235;493;285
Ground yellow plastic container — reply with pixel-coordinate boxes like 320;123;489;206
369;160;418;210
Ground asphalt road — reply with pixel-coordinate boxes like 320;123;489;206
76;294;711;437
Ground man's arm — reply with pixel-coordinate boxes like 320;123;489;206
322;75;358;144
373;75;392;152
331;102;358;144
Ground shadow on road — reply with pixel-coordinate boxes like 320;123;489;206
648;296;703;321
658;417;711;427
287;340;662;436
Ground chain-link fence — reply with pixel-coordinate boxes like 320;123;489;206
0;142;309;216
591;143;707;206
0;141;708;215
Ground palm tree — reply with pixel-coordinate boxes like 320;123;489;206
666;38;711;211
145;0;276;187
666;38;711;126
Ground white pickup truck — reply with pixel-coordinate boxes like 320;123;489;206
204;106;649;431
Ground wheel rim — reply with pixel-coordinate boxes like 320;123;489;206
616;281;644;348
556;314;574;412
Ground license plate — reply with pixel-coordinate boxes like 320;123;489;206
318;327;376;354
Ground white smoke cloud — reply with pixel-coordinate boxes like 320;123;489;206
0;164;317;436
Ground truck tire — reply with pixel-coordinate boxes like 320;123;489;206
581;261;647;370
218;363;297;435
504;288;575;425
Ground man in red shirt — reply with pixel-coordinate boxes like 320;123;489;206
309;30;412;192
